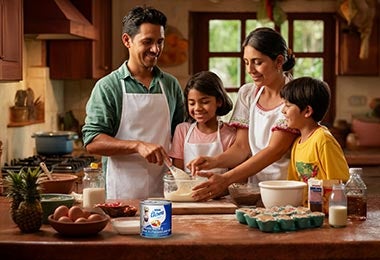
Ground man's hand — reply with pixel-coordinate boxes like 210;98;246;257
136;141;168;165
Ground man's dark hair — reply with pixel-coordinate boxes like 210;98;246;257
122;6;167;38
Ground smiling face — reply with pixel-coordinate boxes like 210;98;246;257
243;45;282;87
282;100;312;130
187;89;221;126
282;100;302;129
123;23;165;71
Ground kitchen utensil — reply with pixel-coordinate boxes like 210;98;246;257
258;180;307;208
31;131;78;155
171;199;237;214
95;202;137;218
111;218;140;235
164;160;190;180
39;162;54;181
41;193;75;224
48;214;108;237
228;182;262;207
38;174;78;194
163;173;203;202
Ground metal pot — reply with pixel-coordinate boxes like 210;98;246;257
31;131;79;155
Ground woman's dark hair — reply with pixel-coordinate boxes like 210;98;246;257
184;71;233;122
122;6;167;37
280;77;331;122
243;27;295;71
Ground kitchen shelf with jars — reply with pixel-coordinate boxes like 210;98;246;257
7;88;44;127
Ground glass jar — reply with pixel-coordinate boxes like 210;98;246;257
345;168;367;221
82;163;105;209
328;183;347;228
163;174;202;202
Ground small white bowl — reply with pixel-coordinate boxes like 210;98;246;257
259;180;307;208
111;218;140;235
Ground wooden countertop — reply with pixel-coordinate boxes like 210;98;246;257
1;194;380;260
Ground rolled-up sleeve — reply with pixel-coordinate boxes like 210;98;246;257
82;77;123;147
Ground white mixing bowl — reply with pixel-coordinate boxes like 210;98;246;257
258;180;307;208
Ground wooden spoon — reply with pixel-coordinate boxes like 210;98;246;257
39;162;54;181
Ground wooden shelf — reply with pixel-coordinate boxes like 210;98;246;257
7;119;45;127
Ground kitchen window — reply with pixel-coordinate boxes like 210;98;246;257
189;12;336;124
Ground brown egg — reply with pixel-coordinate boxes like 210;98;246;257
53;205;69;220
82;210;91;219
58;216;73;222
75;217;88;223
68;206;84;221
87;214;104;222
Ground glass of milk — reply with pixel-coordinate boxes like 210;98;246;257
328;183;347;228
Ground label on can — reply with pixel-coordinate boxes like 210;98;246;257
140;199;172;238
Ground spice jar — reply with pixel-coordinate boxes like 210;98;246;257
82;163;105;209
328;183;347;228
345;168;367;221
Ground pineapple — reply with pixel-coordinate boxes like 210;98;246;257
6;167;43;233
5;170;24;223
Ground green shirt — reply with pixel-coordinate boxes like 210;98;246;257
82;61;185;146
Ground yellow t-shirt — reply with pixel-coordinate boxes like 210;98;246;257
288;126;349;183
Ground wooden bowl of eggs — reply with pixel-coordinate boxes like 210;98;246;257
48;205;109;236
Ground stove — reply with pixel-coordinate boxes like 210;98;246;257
1;155;97;177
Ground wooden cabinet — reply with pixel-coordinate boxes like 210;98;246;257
337;4;380;76
48;0;111;79
0;0;23;81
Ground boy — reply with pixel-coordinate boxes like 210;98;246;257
280;77;349;183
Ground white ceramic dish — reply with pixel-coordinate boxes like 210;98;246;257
259;180;307;208
111;218;140;235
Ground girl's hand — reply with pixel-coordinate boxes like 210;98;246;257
186;156;217;175
191;172;229;201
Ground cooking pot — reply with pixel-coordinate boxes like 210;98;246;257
32;131;78;155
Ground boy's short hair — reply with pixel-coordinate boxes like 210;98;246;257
280;77;331;122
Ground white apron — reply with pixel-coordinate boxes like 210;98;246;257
183;121;227;176
248;87;289;185
106;80;171;199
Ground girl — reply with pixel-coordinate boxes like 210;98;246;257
168;71;236;176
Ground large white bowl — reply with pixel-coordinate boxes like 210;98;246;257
258;180;307;208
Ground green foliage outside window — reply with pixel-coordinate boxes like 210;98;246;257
209;19;324;88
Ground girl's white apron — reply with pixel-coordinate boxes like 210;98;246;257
183;121;227;176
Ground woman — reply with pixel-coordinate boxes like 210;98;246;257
188;27;299;201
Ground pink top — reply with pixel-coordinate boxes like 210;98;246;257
169;122;236;160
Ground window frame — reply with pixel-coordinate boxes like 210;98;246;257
189;12;336;125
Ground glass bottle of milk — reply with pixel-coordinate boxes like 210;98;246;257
82;163;105;209
328;183;347;228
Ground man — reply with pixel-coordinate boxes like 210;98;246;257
82;6;185;199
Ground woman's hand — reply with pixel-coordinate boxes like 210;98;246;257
191;172;230;201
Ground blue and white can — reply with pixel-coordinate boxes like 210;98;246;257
140;199;172;238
